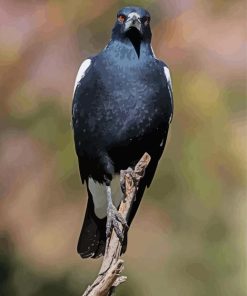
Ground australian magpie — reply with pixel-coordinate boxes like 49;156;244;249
72;6;173;258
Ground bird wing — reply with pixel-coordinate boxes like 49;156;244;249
72;58;94;183
146;62;173;187
72;58;109;258
127;62;174;225
163;63;174;124
72;58;92;96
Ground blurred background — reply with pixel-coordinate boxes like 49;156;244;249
0;0;246;295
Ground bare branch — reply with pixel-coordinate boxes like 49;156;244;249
82;153;151;296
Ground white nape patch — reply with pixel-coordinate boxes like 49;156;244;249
88;175;122;219
73;59;91;95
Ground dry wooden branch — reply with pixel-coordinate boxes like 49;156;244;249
82;153;151;296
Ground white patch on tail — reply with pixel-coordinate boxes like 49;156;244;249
88;175;122;219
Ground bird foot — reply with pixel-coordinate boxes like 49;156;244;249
106;204;128;241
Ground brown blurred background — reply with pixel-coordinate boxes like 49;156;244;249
0;0;246;295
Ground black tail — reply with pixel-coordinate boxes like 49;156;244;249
77;183;128;258
77;173;153;259
77;184;107;258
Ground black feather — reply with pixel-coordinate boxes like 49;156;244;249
72;6;173;258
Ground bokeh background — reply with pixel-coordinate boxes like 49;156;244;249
0;0;246;295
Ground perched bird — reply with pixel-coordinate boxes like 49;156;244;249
72;6;173;258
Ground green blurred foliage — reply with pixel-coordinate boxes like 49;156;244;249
0;235;79;296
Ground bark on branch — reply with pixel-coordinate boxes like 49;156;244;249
82;153;151;296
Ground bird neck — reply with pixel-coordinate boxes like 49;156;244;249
105;39;154;61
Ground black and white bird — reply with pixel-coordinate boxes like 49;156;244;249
72;6;173;258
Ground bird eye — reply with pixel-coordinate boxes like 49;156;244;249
143;16;150;26
118;14;126;23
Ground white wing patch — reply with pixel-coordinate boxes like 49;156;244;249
73;59;91;95
164;66;173;123
164;66;173;94
88;175;122;219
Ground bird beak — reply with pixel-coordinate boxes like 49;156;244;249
124;12;142;33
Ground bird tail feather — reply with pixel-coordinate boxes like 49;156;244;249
77;181;131;259
77;186;107;258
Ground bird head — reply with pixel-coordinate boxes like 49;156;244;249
112;6;152;44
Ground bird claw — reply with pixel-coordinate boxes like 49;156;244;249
106;204;128;241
